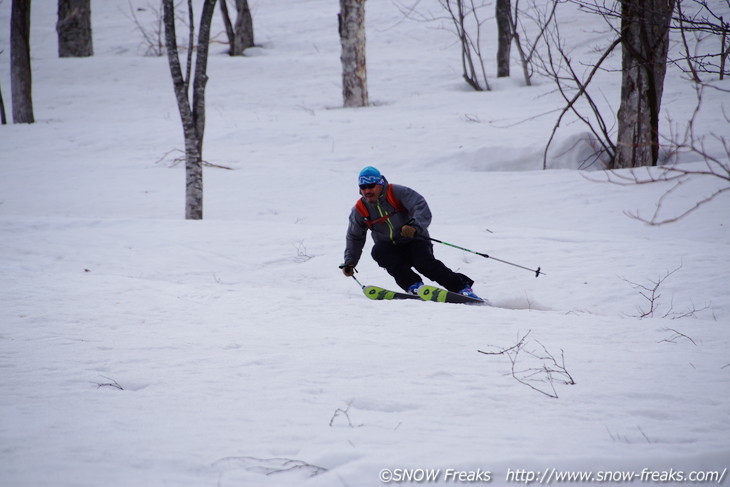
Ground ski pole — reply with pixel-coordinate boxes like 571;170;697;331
351;275;365;289
428;237;545;278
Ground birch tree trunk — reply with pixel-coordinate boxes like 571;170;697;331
338;0;368;108
496;0;511;77
0;82;7;124
614;0;675;168
163;0;217;220
11;0;34;124
57;0;93;57
220;0;254;56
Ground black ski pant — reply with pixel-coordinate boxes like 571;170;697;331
371;239;473;292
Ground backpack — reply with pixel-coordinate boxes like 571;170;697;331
355;184;405;229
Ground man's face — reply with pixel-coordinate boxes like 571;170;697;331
359;183;382;204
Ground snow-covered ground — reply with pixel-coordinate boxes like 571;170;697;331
1;1;728;486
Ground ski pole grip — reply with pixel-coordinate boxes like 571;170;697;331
339;263;357;273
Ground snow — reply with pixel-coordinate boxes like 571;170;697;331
1;1;729;486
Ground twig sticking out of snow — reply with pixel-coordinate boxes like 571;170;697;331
478;330;575;399
93;376;124;390
213;456;327;478
329;402;362;428
658;328;698;345
620;263;711;320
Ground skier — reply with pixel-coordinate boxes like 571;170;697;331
341;166;482;300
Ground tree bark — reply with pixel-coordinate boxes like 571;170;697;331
0;81;7;124
496;0;511;77
11;0;34;124
57;0;93;57
163;0;217;220
614;0;675;168
339;0;368;107
220;0;254;56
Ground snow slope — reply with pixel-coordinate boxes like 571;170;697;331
1;1;728;486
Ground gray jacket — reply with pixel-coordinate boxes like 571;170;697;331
344;181;432;266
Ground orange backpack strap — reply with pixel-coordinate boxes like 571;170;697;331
355;199;377;229
355;199;369;219
385;185;405;213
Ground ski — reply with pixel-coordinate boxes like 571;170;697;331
359;283;488;305
418;285;488;305
362;285;422;301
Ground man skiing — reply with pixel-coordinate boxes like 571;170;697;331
341;166;482;300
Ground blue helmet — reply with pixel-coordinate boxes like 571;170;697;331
358;166;383;186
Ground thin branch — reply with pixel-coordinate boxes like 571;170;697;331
541;31;621;169
329;403;362;427
619;264;682;319
479;331;574;398
590;81;729;225
93;376;124;390
659;328;698;345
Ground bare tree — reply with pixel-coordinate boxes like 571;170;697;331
600;83;730;225
537;11;621;169
539;1;677;169
57;0;93;57
535;1;727;220
0;50;6;124
339;0;369;107
0;87;6;124
11;0;34;124
220;0;254;56
614;0;676;169
162;0;217;220
392;0;490;90
125;1;166;57
672;0;730;82
496;0;511;76
495;0;512;78
509;0;558;86
442;0;491;91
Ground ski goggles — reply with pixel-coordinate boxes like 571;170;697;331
358;175;383;187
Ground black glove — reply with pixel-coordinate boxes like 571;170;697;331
340;263;356;277
400;225;416;238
